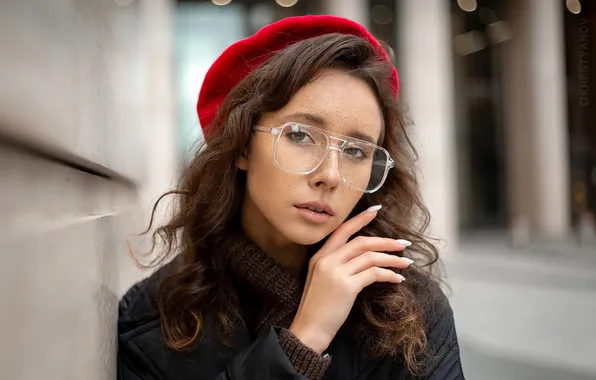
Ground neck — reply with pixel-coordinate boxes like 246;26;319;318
241;197;308;275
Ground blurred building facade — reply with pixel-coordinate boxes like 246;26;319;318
0;0;177;379
175;0;596;250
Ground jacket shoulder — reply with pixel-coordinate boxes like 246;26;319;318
413;271;463;377
406;269;453;326
118;261;176;333
117;260;257;380
413;270;456;337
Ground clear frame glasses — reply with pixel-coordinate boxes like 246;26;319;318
252;122;395;193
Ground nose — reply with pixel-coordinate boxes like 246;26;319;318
308;148;342;190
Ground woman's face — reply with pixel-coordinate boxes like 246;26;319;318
238;69;384;246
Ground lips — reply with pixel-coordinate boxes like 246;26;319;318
294;201;335;216
305;206;326;213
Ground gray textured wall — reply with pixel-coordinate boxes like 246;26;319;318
0;0;177;379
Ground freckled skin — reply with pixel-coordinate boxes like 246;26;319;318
238;69;384;250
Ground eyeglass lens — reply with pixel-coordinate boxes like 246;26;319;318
274;124;389;192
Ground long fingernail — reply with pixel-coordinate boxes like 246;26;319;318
367;205;382;212
397;274;406;282
396;239;412;247
402;257;414;265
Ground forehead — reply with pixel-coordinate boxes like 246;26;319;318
270;70;384;143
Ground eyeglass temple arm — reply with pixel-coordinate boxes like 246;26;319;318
252;126;281;135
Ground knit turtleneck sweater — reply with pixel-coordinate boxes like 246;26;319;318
219;233;331;379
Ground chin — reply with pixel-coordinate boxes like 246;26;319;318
290;234;327;246
279;224;334;246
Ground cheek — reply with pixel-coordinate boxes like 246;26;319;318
246;144;298;199
335;188;364;219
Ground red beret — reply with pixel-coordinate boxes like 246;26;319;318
197;15;399;137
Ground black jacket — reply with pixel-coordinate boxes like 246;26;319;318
118;268;464;380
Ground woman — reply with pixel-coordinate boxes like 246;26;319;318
118;15;464;380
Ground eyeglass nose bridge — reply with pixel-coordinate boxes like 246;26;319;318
328;135;349;149
322;136;349;158
312;138;346;173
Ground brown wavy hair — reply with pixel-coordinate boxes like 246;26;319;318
141;33;442;375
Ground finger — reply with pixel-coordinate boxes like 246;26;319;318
352;267;405;290
323;205;383;252
343;251;413;275
334;236;408;263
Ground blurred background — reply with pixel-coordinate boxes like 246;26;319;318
0;0;594;379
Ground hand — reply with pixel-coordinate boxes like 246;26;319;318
288;205;413;354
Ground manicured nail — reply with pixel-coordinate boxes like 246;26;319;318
396;239;412;247
401;257;414;265
396;274;406;282
367;205;382;212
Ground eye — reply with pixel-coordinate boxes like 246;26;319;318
343;146;367;159
286;126;315;144
290;131;308;142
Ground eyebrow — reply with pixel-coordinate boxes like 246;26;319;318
281;112;379;145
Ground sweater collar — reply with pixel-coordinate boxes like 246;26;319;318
218;232;304;335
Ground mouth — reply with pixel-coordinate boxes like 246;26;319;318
294;205;333;225
294;202;335;216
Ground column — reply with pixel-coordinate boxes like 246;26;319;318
322;0;370;29
396;0;459;254
503;0;571;239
